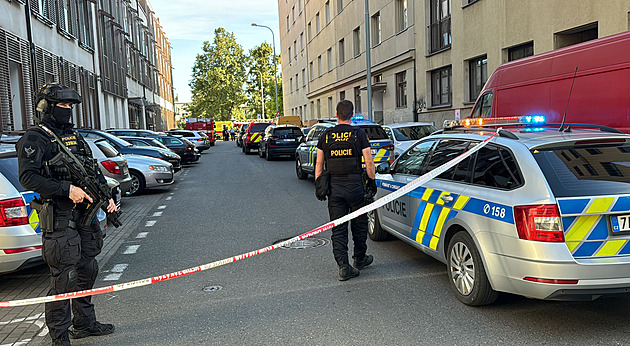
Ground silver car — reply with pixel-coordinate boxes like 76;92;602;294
86;139;133;195
371;118;630;305
382;122;437;158
123;154;175;196
165;130;210;152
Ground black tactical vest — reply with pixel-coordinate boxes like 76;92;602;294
323;126;362;175
35;126;93;183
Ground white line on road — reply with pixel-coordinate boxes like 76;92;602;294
136;232;148;238
152;211;163;217
169;192;175;195
158;205;166;209
123;245;140;254
145;220;157;227
111;264;128;272
165;196;172;200
103;273;123;281
0;313;45;326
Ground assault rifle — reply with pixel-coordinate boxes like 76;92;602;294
48;151;122;228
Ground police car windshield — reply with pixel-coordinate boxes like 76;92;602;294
0;157;27;192
392;125;438;141
358;125;388;140
533;144;630;197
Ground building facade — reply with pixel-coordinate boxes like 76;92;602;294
0;0;175;132
279;0;630;127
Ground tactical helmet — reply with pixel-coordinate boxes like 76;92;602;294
35;83;82;114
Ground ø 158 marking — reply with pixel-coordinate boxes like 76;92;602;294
483;203;506;219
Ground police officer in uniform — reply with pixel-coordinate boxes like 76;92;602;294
315;100;376;281
16;84;116;346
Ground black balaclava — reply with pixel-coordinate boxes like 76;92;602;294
50;104;73;125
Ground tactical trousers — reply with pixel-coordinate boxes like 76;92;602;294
327;174;368;265
42;209;103;340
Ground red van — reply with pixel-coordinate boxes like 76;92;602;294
469;31;630;133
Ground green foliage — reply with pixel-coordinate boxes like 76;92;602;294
189;28;247;121
245;43;283;119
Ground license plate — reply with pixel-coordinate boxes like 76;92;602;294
371;149;378;155
611;214;630;234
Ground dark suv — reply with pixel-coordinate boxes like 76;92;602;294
258;125;303;160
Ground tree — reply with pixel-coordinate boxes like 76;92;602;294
245;43;283;119
189;28;247;121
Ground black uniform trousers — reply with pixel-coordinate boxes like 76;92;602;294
42;208;103;339
327;174;368;265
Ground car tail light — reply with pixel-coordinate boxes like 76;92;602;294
4;246;42;254
196;138;204;142
523;277;578;284
514;205;564;242
101;160;121;175
0;198;29;227
186;146;193;152
382;144;394;151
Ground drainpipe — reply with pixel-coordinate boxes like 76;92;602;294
413;49;418;122
24;0;39;93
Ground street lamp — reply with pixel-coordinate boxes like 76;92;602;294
253;70;265;119
251;23;279;115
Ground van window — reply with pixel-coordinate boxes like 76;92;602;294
471;92;493;118
533;144;630;197
472;145;523;190
392;140;436;175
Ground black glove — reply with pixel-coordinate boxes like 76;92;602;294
367;178;377;197
315;173;330;201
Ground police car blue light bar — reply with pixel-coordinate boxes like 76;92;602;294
443;115;547;129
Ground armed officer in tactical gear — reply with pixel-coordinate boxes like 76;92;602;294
315;100;376;281
16;84;117;346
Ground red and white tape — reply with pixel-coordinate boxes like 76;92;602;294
0;131;498;308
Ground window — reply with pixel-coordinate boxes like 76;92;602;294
58;0;74;34
310;61;314;80
37;0;49;17
328;97;334;116
470;92;493;118
431;66;452;106
316;13;320;33
296;73;299;90
353;27;361;57
340;90;345;101
293;40;297;59
317;99;321;116
300;32;304;50
371;12;381;47
337;0;343;14
354;86;361;113
338;39;345;65
429;0;451;53
286;15;290;32
507;42;533;62
327;48;332;72
288;47;292;62
289;78;293;93
325;1;331;23
554;23;598;49
308;23;312;40
393;140;437;175
396;71;407;108
78;0;94;48
299;0;303;13
396;0;408;33
292;6;295;23
425;140;470;177
310;101;315;118
472;145;523;190
318;55;322;76
469;55;487;101
302;68;306;86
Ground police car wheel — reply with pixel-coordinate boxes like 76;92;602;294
447;232;498;306
368;210;391;241
296;158;308;180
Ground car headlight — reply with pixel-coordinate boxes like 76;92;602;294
149;165;170;172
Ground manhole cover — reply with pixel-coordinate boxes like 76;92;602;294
202;285;222;292
280;237;329;250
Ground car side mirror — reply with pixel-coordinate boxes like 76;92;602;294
376;162;390;174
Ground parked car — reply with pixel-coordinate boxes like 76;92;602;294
178;137;201;161
123;154;175;196
86;139;133;195
165;130;210;152
105;177;122;217
235;123;248;148
77;129;181;171
382;122;438;158
242;122;272;154
371;116;630;305
119;136;171;151
153;135;197;163
105;128;164;137
258;124;303;160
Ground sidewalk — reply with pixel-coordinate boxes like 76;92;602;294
0;189;167;346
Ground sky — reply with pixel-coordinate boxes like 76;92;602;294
148;0;281;103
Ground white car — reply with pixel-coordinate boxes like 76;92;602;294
382;122;438;158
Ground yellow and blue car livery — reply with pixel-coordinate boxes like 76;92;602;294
21;191;41;234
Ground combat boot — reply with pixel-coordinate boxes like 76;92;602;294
338;263;360;281
51;332;71;346
69;321;115;339
353;254;374;270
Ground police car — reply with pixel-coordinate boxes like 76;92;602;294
369;116;630;305
295;116;394;179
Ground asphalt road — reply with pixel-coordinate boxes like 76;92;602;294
75;140;630;346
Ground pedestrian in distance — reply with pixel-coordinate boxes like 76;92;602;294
314;100;377;281
16;84;117;346
223;125;229;141
230;127;236;141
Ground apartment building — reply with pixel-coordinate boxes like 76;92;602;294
279;0;630;127
0;0;174;132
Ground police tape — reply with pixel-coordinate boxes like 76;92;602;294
0;130;499;308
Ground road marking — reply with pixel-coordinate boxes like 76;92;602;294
123;245;140;254
8;339;31;346
0;313;45;326
145;220;157;227
136;232;148;239
103;273;123;281
152;212;163;217
165;197;172;200
158;205;166;209
174;187;179;190
111;264;128;272
169;192;175;195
